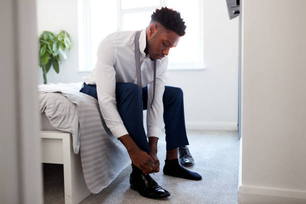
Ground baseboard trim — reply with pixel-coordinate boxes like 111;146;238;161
186;122;238;131
238;185;306;204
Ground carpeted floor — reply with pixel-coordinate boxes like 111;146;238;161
43;130;240;204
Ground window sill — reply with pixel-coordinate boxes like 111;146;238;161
167;62;206;71
78;70;92;73
167;67;206;71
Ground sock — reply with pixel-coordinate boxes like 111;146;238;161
131;164;143;174
163;159;202;180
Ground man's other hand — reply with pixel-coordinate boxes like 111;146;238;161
149;151;160;173
128;148;155;174
119;134;159;174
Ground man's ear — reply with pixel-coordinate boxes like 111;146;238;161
149;23;157;37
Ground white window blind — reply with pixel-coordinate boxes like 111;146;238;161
78;0;204;71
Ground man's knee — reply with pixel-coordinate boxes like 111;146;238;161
125;83;142;98
166;86;184;101
117;83;142;100
174;87;183;97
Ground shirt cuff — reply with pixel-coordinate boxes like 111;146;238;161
147;127;161;138
110;124;129;139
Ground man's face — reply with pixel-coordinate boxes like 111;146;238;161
146;23;180;61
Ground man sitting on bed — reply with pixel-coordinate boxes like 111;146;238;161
81;7;201;199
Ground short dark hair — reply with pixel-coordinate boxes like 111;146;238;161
151;7;186;36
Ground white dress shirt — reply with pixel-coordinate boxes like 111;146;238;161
83;29;168;139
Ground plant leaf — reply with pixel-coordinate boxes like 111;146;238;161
59;30;71;50
44;32;49;41
45;58;52;73
64;31;70;38
64;39;69;49
57;33;64;41
39;32;44;40
53;40;58;52
48;32;54;41
47;44;52;52
64;38;72;50
53;59;60;73
60;41;66;49
40;39;50;45
40;44;47;56
59;44;67;59
40;52;49;66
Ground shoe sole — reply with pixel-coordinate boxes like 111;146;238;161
180;162;194;167
163;168;202;181
130;185;170;199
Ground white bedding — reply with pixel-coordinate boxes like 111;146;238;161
40;112;60;131
39;91;80;153
38;82;130;193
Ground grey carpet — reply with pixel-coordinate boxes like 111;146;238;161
43;130;240;204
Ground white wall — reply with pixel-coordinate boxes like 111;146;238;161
36;0;82;84
239;0;306;203
36;0;239;129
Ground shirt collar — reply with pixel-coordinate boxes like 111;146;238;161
139;28;147;56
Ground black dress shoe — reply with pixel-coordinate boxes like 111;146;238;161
179;146;195;167
130;167;170;199
163;159;202;180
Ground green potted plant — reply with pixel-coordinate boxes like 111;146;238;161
39;30;72;84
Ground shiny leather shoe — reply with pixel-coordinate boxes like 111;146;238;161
179;146;194;167
130;170;170;199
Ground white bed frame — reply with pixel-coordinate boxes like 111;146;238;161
41;131;92;204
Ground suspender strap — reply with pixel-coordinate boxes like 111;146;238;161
134;31;142;92
134;30;157;108
152;60;156;106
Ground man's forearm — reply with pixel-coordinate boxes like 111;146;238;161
149;137;159;154
118;134;140;152
119;134;159;153
148;137;160;172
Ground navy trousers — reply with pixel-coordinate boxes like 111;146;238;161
80;82;189;152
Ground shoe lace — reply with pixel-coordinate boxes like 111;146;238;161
180;146;192;158
142;174;158;188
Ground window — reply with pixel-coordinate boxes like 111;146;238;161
78;0;204;71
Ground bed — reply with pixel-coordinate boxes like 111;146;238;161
39;83;130;204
